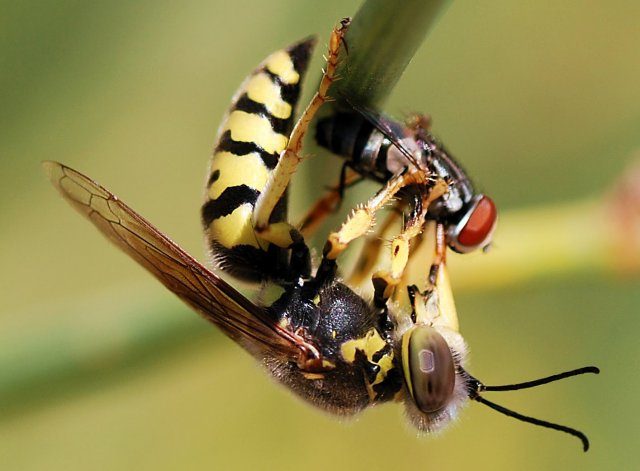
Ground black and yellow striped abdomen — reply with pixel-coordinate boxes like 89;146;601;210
202;38;315;281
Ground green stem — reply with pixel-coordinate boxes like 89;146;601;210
335;0;452;108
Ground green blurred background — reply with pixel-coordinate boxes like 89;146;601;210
2;1;639;469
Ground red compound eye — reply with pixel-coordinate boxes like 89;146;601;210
457;196;497;249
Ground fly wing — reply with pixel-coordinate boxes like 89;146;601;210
346;99;423;170
44;161;312;360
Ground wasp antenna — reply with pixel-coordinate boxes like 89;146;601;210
482;366;599;392
474;395;590;452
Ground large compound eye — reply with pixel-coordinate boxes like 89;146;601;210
450;195;497;253
402;326;455;413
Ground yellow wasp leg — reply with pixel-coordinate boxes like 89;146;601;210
323;171;428;260
252;18;351;248
315;170;429;284
372;179;448;307
346;205;403;288
390;229;427;306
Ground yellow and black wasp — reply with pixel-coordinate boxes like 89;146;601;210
45;18;598;450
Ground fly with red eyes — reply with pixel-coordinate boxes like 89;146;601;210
315;105;498;254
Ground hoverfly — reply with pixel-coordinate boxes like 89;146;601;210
315;106;497;254
46;18;598;451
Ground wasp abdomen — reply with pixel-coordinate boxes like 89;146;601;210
202;38;315;282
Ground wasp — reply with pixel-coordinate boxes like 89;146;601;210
45;18;598;451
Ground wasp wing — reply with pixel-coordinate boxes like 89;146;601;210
43;161;309;360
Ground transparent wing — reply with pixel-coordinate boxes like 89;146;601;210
44;161;314;361
345;99;422;170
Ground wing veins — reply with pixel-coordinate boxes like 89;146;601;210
44;161;307;360
108;210;287;348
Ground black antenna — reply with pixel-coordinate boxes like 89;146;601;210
482;366;599;392
473;395;590;452
466;366;599;452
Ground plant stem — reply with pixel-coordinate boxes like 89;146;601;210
334;0;452;108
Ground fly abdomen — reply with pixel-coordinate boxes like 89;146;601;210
316;112;369;163
316;112;397;182
316;110;497;253
202;38;315;282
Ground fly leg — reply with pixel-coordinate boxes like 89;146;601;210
405;113;432;132
252;18;350;250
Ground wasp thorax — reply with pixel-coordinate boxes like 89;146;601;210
402;326;455;413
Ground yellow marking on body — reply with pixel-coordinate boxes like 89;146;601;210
208;151;269;199
209;203;261;249
255;221;295;248
224;111;288;154
303;372;325;380
373;353;394;386
322;360;336;370
341;328;395;398
278;318;290;329
301;361;334;379
340;328;386;363
245;73;293;119
401;332;413;396
265;50;300;85
312;294;321;305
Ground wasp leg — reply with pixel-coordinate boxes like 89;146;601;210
299;165;362;238
252;18;350;248
372;179;448;308
346;204;403;287
315;170;429;284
